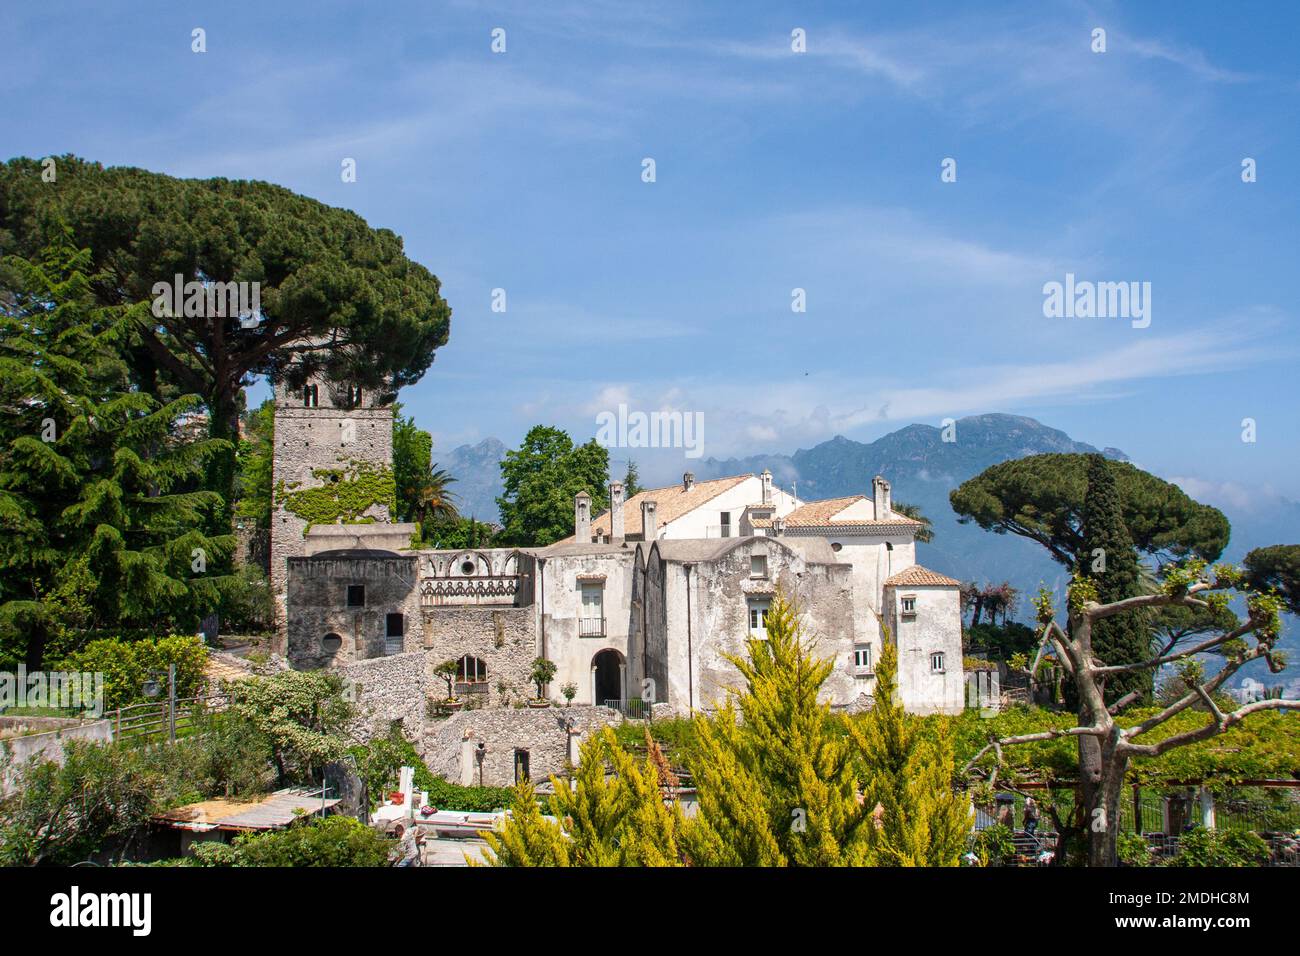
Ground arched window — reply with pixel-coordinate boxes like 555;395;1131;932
304;384;319;408
458;655;487;685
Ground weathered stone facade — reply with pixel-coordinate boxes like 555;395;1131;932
270;367;395;634
421;605;536;705
286;553;422;669
337;651;432;741
421;706;623;788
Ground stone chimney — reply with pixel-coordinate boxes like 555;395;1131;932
872;475;892;519
574;491;591;541
641;499;658;541
760;469;773;506
609;481;625;541
683;472;695;492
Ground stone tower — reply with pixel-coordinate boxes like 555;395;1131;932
270;363;395;640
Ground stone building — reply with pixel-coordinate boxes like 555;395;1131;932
270;367;967;783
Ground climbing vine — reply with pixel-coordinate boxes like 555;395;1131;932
275;460;397;534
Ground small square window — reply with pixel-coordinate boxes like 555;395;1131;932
347;584;365;607
931;652;945;673
854;646;873;672
750;555;768;577
901;595;917;616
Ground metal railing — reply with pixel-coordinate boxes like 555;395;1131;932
604;698;650;720
111;692;229;745
578;617;606;637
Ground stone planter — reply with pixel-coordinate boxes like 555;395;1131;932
442;698;464;712
526;699;551;709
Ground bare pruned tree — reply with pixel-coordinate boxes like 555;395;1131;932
965;559;1297;866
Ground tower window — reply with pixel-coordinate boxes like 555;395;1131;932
304;384;319;407
347;584;365;607
349;385;363;407
931;652;946;673
901;595;917;616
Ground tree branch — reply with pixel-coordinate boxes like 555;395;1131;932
1123;698;1300;757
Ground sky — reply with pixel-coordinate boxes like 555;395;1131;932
4;0;1299;506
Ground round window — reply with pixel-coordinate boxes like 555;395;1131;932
322;633;343;653
461;561;476;575
831;542;843;552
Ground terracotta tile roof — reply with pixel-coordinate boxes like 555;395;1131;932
883;565;962;587
781;496;922;528
584;475;751;540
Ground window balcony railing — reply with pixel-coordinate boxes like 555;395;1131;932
579;616;606;638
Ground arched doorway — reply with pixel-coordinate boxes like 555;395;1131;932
591;649;625;707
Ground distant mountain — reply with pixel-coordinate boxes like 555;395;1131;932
445;414;1299;687
699;414;1126;602
443;438;506;523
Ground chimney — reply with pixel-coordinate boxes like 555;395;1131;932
609;481;625;541
683;472;695;492
641;499;658;541
760;469;773;506
872;475;892;518
574;491;591;541
771;516;785;536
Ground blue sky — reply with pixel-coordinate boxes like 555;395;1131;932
5;0;1299;508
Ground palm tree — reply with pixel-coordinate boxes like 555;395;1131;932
409;466;460;527
892;501;933;543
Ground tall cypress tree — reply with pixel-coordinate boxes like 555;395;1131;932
1076;453;1151;705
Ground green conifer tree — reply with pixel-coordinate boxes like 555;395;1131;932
478;780;571;867
849;639;971;866
1076;453;1151;705
682;592;868;866
483;728;684;866
0;228;235;666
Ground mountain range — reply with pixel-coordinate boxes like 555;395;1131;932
440;413;1300;687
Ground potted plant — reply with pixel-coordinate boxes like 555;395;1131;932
561;681;577;707
434;659;463;711
529;657;557;707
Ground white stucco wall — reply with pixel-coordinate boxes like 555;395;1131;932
887;584;964;715
538;551;637;704
657;539;855;713
659;478;801;540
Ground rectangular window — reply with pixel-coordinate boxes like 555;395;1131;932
901;595;917;616
580;583;605;637
347;584;365;607
748;600;770;638
931;652;945;673
304;384;319;407
854;645;873;672
750;554;767;577
720;511;731;538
